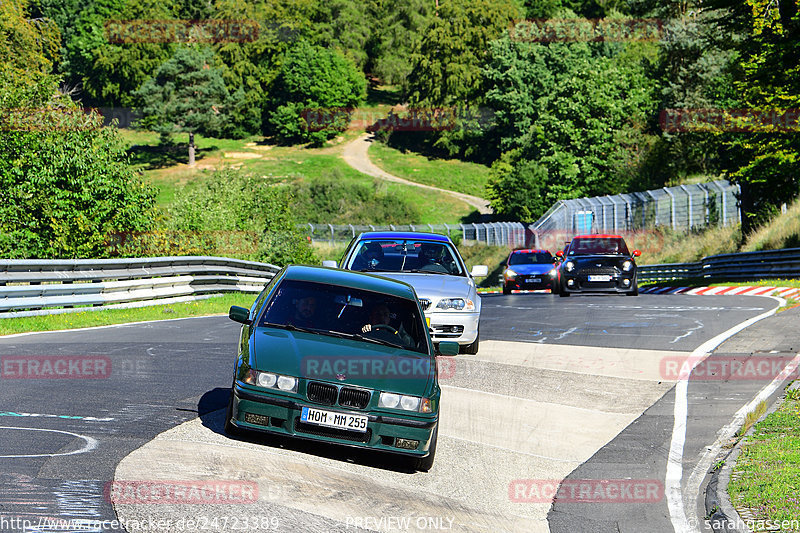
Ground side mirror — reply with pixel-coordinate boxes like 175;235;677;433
322;260;337;268
470;265;489;277
556;250;564;258
437;341;459;356
632;250;641;257
228;306;251;325
500;260;507;267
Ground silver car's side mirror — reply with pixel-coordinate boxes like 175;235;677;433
470;265;489;277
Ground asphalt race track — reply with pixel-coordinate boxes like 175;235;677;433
0;293;790;533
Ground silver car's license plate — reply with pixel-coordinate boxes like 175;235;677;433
301;406;368;432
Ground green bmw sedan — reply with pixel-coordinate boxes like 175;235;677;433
225;265;457;471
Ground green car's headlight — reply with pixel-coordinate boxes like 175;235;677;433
379;392;429;412
244;369;298;392
436;298;475;311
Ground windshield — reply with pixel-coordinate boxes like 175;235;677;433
346;239;465;276
508;251;553;265
258;279;429;354
568;237;630;255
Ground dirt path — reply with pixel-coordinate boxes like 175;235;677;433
341;133;492;215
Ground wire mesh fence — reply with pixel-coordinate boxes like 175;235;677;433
530;179;740;236
304;222;529;247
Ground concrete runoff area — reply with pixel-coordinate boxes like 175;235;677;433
112;341;684;532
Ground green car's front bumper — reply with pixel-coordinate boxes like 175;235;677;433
229;384;438;458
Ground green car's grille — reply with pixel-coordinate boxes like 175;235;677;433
307;382;372;410
339;387;370;409
307;382;337;405
295;418;372;443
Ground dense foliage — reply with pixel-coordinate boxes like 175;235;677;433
2;0;797;260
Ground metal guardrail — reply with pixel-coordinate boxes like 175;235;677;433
0;256;281;318
638;247;800;283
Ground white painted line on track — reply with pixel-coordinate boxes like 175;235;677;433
0;426;98;458
666;295;784;533
684;352;800;533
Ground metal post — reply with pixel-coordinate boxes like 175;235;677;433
443;223;450;237
460;223;465;242
663;187;676;230
679;184;693;229
647;191;658;226
329;224;334;246
712;180;728;226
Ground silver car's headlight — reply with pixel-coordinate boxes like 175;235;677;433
379;392;429;412
565;261;575;272
436;298;475;311
622;260;633;272
244;369;298;392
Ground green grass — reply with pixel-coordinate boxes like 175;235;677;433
118;129;476;224
0;293;256;336
368;141;491;198
728;387;800;525
742;197;800;252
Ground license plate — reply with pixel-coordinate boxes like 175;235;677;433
588;275;612;282
527;277;541;283
301;406;368;432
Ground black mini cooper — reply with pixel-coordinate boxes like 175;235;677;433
556;234;641;297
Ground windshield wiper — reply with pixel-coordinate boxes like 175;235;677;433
326;330;408;350
403;269;451;275
262;322;320;335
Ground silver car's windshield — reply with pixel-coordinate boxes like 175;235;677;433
347;240;465;276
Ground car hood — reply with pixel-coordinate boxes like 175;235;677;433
505;264;555;275
252;327;434;396
371;272;475;301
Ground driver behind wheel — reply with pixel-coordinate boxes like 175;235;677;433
361;303;413;347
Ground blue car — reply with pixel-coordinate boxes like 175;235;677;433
501;249;559;295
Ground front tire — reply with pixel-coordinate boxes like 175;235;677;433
461;329;479;355
502;284;511;295
224;390;241;437
414;425;438;472
626;282;639;296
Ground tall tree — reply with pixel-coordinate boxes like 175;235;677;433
367;0;434;85
406;0;520;107
136;46;241;165
705;0;800;231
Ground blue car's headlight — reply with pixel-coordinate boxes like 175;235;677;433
504;269;517;279
243;369;298;392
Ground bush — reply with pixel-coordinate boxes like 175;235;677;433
266;41;366;145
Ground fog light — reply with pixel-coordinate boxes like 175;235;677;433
395;438;419;450
567;279;575;287
622;278;631;286
244;412;270;426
